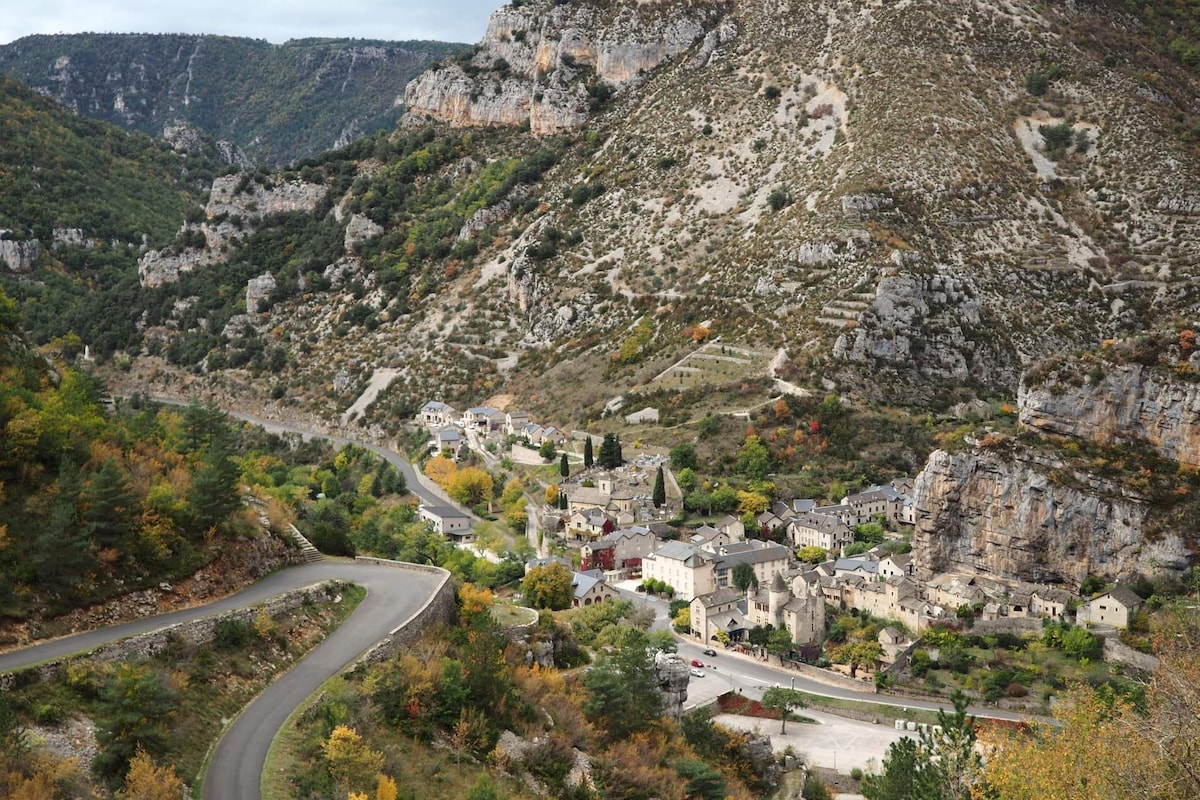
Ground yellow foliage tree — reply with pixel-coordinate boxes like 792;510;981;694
423;456;458;490
545;483;559;506
376;774;398;800
459;583;494;620
448;467;493;507
119;749;184;800
736;490;770;516
323;725;385;796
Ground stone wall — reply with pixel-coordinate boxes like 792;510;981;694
785;660;878;694
0;581;347;691
350;557;456;665
970;617;1045;635
1102;637;1159;673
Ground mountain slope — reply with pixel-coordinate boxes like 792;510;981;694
0;75;204;248
0;34;465;165
18;0;1200;427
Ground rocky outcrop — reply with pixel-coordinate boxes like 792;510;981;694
0;237;39;272
343;213;383;252
911;446;1189;586
834;270;1012;392
1019;362;1200;467
654;650;691;721
246;272;276;314
404;0;728;135
139;174;329;287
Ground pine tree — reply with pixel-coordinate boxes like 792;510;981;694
83;458;137;553
188;439;241;535
583;436;594;468
598;433;623;469
32;459;92;596
653;466;666;507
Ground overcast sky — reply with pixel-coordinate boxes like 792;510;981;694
0;1;505;46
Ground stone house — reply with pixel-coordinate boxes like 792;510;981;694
420;401;458;428
642;541;714;600
689;524;734;550
708;540;795;592
567;508;615;540
744;572;826;648
580;525;657;574
1030;586;1073;620
1077;586;1144;629
418;505;473;542
463;406;499;431
505;410;531;436
435;427;463;456
572;571;620;607
715;515;745;540
690;587;746;645
877;553;915;579
788;512;853;552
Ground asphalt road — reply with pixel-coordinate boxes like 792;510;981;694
0;562;445;800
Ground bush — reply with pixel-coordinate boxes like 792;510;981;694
850;767;864;781
763;84;782;100
214;618;255;650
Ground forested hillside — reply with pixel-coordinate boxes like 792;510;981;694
0;290;245;619
0;76;206;245
0;34;465;165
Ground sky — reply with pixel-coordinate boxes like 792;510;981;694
0;0;505;46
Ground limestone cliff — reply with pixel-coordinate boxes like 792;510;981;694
0;235;40;273
1019;360;1200;467
911;446;1190;586
404;0;729;135
139;174;329;287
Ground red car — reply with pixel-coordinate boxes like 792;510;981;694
690;659;704;668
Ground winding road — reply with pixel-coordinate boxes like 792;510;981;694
2;401;460;800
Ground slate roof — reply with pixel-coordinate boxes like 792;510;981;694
1100;585;1144;608
422;505;470;520
834;558;879;574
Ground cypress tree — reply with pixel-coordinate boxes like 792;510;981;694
653;466;666;508
583;436;594;468
560;452;570;478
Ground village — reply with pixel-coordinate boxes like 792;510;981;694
415;399;1146;681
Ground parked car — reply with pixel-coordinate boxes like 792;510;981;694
702;648;717;657
690;659;704;667
690;668;705;678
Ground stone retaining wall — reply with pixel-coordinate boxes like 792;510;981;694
1;582;347;691
1103;637;1159;673
785;660;878;694
351;557;455;666
970;617;1044;635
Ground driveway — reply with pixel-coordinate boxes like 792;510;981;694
714;709;912;773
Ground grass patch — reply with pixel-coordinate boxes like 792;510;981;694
490;602;538;628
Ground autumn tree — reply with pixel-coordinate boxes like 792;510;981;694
324;725;385;796
832;641;883;678
119;749;184;800
448;467;493;507
522;563;573;610
545;483;559;506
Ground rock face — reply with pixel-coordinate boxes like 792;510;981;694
0;34;460;164
654;650;691;721
834;270;1013;397
246;272;276;314
139;174;328;287
0;235;40;272
1020;362;1200;467
404;0;728;135
911;447;1189;586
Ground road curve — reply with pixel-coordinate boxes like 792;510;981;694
0;561;446;800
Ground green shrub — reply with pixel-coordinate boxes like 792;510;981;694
214;618;255;651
